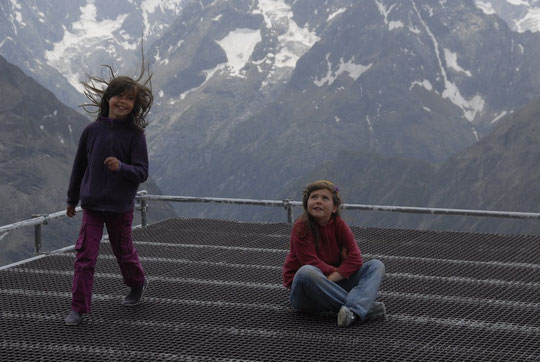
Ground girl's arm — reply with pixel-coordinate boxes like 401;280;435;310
291;226;336;276
118;132;148;184
335;221;363;278
66;128;89;206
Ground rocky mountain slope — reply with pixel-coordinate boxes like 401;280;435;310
141;0;540;225
424;97;540;234
476;0;540;32
300;97;540;235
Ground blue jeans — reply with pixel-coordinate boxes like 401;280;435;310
289;259;385;319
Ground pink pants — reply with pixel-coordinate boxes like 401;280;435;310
71;209;145;313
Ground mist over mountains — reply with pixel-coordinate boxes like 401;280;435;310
3;0;540;246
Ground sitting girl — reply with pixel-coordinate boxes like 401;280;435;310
282;180;386;327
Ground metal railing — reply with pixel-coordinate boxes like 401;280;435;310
0;207;82;255
3;190;540;255
135;190;301;228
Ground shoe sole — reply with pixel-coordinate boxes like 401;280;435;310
65;320;82;326
337;307;353;327
122;279;149;307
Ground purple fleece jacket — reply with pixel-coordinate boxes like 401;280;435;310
67;116;148;213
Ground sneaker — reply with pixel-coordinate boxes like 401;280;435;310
122;279;148;306
337;306;356;327
64;310;83;326
365;302;386;322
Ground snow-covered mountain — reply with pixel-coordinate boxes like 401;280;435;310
475;0;540;32
0;0;185;107
4;0;540;234
141;0;540;215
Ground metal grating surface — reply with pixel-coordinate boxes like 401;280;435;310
0;217;539;361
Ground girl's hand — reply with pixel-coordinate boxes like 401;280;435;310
66;205;76;217
327;271;344;282
104;157;120;171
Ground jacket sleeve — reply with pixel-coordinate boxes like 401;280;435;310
335;221;363;278
119;131;148;184
290;223;336;276
66;128;89;206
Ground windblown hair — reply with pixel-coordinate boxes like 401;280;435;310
80;49;153;131
298;180;343;250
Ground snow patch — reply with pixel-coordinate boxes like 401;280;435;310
475;0;540;32
490;110;508;124
474;1;496;15
408;25;421;34
178;61;228;100
413;2;483;122
442;84;485;122
0;36;14;49
410;79;434;92
314;54;372;86
140;0;183;37
375;0;403;31
9;0;26;28
365;115;379;144
366;116;373;131
389;21;404;30
507;0;530;5
44;3;134;92
515;8;540;32
328;8;347;22
155;48;171;65
254;0;320;69
444;48;472;76
216;28;261;77
472;126;479;141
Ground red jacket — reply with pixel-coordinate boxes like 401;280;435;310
282;217;363;288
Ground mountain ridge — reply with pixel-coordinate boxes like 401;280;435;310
3;0;540;238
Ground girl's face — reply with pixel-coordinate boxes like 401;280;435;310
108;89;136;120
307;188;337;225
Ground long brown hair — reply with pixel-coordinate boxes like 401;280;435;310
298;180;343;250
80;47;153;131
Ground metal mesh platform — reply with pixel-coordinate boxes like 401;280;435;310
1;217;538;361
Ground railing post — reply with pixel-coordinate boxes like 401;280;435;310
141;198;148;228
32;214;46;254
138;190;148;228
283;199;293;224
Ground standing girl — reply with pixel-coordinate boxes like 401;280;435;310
64;64;153;326
282;180;386;327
